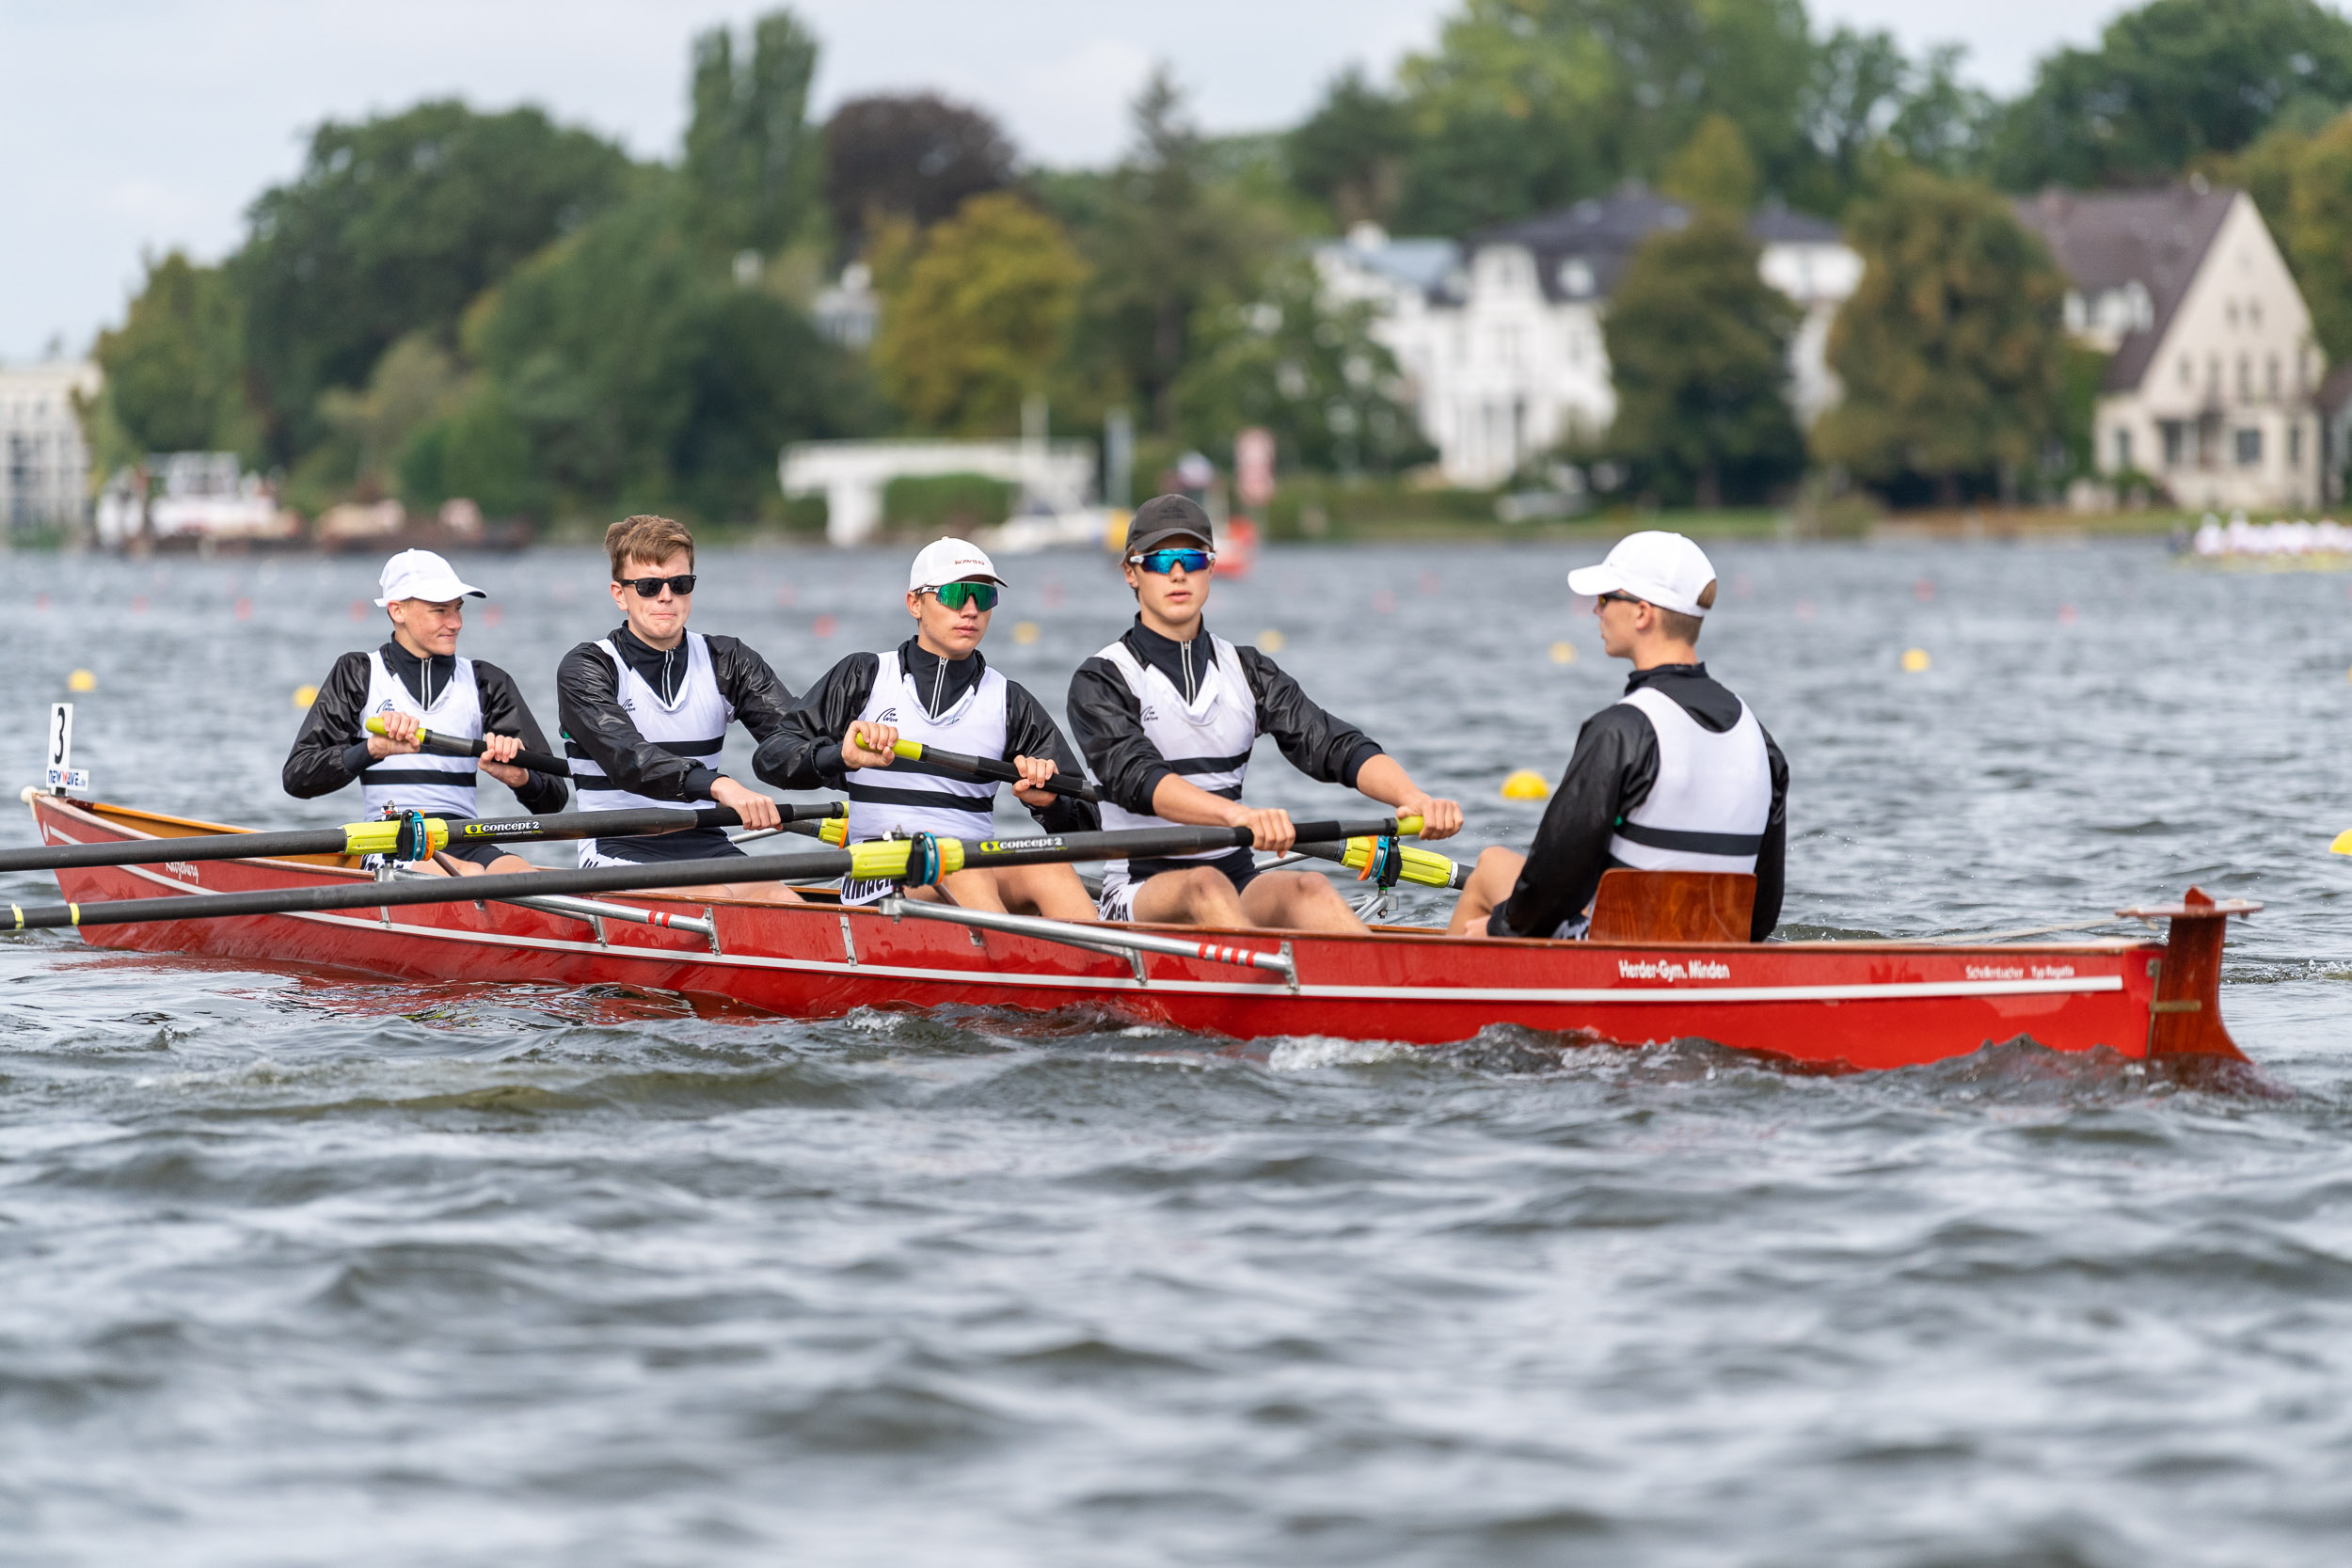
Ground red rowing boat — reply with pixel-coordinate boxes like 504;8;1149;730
23;793;2256;1073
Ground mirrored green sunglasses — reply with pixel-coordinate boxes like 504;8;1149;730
928;581;999;611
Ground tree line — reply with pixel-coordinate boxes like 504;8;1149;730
80;0;2352;524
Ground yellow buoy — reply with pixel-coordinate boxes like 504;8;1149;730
1012;620;1041;645
293;685;319;708
1901;648;1931;673
1501;768;1551;800
1259;628;1287;653
1549;641;1577;665
67;669;96;692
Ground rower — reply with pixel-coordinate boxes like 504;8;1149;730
756;538;1100;919
554;514;800;899
1065;494;1462;931
1447;531;1788;941
283;548;564;877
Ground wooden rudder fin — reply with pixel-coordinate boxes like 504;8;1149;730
1587;870;1756;943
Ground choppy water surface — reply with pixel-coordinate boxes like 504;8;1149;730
6;538;2352;1566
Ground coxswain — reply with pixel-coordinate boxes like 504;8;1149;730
757;538;1100;918
554;514;800;898
283;548;565;876
1447;531;1788;940
1065;494;1462;930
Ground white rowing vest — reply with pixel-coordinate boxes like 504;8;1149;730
564;632;733;864
1606;685;1771;875
1090;633;1256;892
358;650;482;819
837;649;1011;906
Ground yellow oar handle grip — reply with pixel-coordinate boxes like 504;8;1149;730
1396;815;1425;837
890;738;923;762
362;715;421;740
341;817;452;858
845;836;965;882
1336;835;1456;889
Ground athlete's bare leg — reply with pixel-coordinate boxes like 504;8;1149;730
1128;864;1249;927
1446;847;1526;937
918;863;1098;921
426;851;539;878
1238;868;1366;934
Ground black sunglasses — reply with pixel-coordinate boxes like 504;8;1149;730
1595;592;1645;610
622;574;698;598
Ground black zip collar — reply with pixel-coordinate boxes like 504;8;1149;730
1622;661;1743;732
379;641;458;710
1122;616;1217;705
610;624;693;705
900;638;985;720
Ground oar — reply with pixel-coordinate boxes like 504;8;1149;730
365;717;570;777
885;739;1466;888
4;822;1382;933
889;738;1097;800
0;801;847;875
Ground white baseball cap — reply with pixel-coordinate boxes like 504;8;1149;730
909;537;1009;594
1565;531;1718;618
373;548;485;607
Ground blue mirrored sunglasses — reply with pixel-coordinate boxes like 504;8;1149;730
1130;547;1215;575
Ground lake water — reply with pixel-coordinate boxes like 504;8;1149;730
4;537;2352;1566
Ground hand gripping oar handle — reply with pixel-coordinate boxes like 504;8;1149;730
0;801;848;874
365;717;571;778
889;739;1098;800
5;823;1274;932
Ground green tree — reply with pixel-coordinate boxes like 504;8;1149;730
870;192;1090;435
2220;109;2352;364
317;332;467;493
822;93;1016;258
1661;114;1758;213
684;10;822;257
1811;169;2070;504
1600;213;1803;505
88;252;262;462
1068;71;1284;436
1391;0;1816;234
1171;257;1432;474
449;188;866;522
1988;0;2352;190
1797;30;1994;208
235;101;635;457
1286;68;1415;228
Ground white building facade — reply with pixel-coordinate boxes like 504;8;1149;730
0;360;101;531
1317;190;1861;487
2018;184;2324;513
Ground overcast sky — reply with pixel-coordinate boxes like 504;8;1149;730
3;0;2149;361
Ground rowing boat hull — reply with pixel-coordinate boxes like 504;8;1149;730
24;795;2223;1073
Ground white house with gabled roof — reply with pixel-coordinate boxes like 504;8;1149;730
1316;186;1861;487
2017;182;2325;512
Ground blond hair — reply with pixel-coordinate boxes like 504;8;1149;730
605;515;695;579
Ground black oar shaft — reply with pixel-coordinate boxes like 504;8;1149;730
0;802;846;875
8;848;855;932
416;731;572;778
8;823;1294;933
896;741;1099;801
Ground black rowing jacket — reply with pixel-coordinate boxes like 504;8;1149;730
554;624;796;806
1065;616;1384;815
755;639;1099;834
1490;663;1788;941
283;642;568;814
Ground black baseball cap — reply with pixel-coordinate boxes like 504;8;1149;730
1125;494;1216;557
